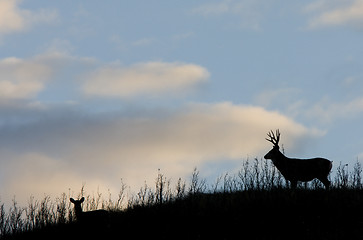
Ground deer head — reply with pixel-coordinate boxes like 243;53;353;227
70;197;109;224
70;197;85;219
264;129;282;160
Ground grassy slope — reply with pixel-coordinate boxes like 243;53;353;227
6;188;363;240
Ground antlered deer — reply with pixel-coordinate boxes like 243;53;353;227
70;197;109;224
264;129;332;189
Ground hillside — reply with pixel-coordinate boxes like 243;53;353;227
5;189;363;240
2;160;363;239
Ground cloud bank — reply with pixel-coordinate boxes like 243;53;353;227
0;102;321;205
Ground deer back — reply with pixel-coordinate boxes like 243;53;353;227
269;155;332;182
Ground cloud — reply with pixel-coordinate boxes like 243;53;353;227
192;0;231;16
0;51;207;102
132;37;156;47
304;97;363;124
82;62;210;98
191;0;267;30
254;88;302;108
0;102;322;205
0;151;114;207
0;0;24;33
0;57;52;100
0;51;98;103
0;0;58;35
305;0;363;28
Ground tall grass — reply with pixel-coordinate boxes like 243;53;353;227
1;158;362;238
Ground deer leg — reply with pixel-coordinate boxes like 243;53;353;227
319;177;331;190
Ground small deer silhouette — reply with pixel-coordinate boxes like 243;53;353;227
264;129;333;189
70;197;109;224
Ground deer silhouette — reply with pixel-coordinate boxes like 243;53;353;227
70;197;109;224
264;129;332;189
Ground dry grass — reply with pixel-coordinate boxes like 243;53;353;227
2;159;363;239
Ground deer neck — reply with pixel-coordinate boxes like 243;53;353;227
74;205;83;219
271;150;288;167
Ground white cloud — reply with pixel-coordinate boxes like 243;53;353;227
0;102;322;205
82;62;210;98
0;0;58;35
0;57;52;100
305;0;363;28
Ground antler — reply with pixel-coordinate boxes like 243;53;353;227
266;129;280;146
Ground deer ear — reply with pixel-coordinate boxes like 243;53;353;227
80;197;85;202
70;198;75;203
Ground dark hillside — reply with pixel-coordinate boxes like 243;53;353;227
6;189;363;240
119;189;363;240
3;160;363;239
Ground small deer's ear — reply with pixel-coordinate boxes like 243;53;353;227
80;197;85;203
70;198;75;203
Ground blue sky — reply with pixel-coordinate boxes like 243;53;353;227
1;0;363;204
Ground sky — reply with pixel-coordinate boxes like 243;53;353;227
1;0;363;205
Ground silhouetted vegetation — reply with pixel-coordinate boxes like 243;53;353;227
2;159;363;239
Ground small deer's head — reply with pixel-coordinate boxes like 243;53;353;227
70;197;85;218
264;129;281;160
